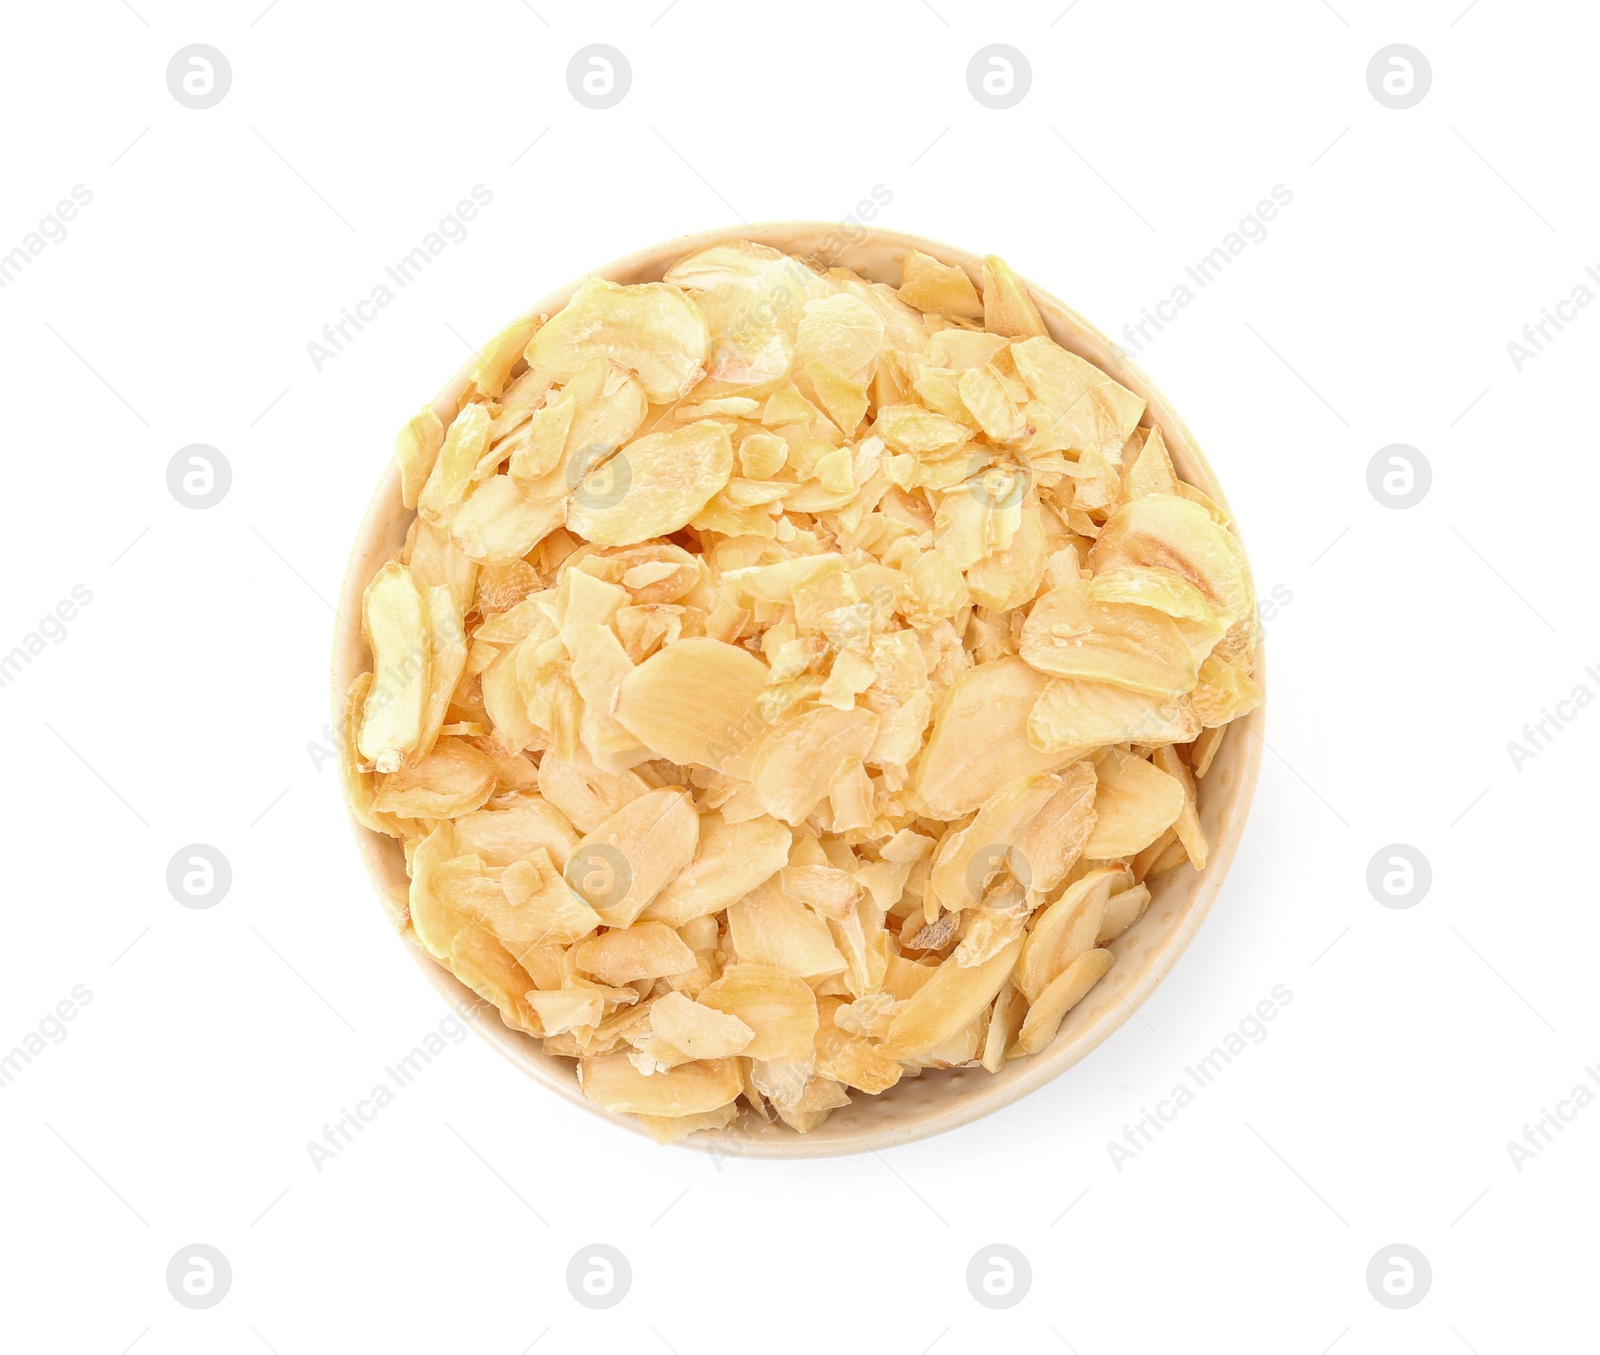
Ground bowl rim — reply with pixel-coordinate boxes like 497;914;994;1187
333;220;1265;1158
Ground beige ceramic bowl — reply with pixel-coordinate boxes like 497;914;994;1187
334;223;1264;1158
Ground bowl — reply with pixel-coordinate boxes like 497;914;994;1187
333;222;1264;1158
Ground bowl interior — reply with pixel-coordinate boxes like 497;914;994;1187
334;222;1264;1158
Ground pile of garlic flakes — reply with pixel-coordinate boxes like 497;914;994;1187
343;239;1262;1140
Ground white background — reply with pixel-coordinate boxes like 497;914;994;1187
1;1;1595;1351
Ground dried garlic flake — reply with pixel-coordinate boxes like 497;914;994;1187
353;239;1261;1140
